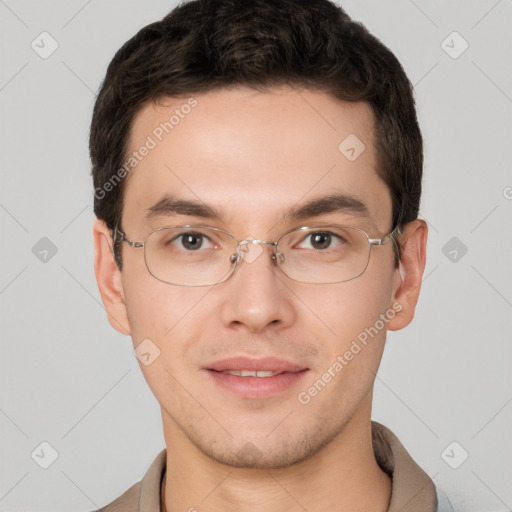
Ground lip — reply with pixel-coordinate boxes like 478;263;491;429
207;356;306;373
204;356;309;399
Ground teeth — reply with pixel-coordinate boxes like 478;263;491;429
222;370;280;377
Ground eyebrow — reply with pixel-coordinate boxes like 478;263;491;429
145;195;221;220
285;193;369;221
144;192;369;223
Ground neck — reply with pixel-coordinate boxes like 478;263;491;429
160;409;391;512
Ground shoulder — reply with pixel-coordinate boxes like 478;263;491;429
93;480;142;512
92;448;166;512
435;486;456;512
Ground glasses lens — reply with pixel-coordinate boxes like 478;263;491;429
277;226;370;283
144;227;237;286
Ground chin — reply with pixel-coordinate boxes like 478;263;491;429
191;421;339;470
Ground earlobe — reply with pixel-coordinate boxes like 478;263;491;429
92;219;131;335
387;219;428;331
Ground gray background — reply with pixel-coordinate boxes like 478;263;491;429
1;1;511;511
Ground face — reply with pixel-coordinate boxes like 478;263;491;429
94;86;425;469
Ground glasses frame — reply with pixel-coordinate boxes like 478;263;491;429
112;223;403;286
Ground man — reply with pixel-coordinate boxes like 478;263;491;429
90;0;454;510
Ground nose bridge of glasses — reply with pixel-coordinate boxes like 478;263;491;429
233;239;279;266
237;239;277;252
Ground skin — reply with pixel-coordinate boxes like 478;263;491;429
93;85;427;512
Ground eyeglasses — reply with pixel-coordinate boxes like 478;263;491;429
112;223;402;287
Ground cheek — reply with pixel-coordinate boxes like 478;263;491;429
121;262;209;346
315;284;393;376
297;265;396;382
308;276;393;342
122;277;208;395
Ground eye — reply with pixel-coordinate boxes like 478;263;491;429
170;232;215;251
297;231;344;250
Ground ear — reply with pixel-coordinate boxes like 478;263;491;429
387;219;428;331
92;219;131;335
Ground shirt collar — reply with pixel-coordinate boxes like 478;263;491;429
371;421;437;511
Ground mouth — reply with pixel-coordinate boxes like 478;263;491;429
204;357;309;399
214;370;284;377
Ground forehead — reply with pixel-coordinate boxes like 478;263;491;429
122;86;392;234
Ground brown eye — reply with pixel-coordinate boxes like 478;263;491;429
166;231;215;251
310;232;332;250
297;231;344;251
180;233;204;250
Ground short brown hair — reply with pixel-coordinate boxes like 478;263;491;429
90;0;422;266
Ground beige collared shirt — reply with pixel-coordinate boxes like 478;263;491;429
98;422;445;512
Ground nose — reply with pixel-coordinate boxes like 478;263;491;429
219;241;296;334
